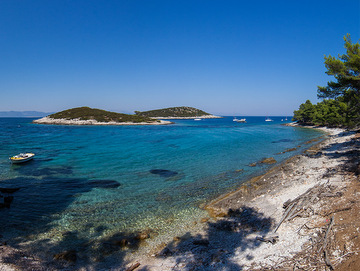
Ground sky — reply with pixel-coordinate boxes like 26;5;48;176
1;0;359;116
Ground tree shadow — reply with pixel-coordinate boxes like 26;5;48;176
156;206;275;271
0;160;139;270
0;225;147;270
317;131;360;175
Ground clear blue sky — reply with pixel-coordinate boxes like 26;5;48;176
1;0;359;116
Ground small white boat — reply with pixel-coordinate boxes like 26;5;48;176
194;118;202;121
233;117;246;123
265;117;273;122
9;153;35;164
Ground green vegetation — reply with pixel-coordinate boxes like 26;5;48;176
49;107;156;123
293;99;349;127
293;34;360;127
135;106;211;118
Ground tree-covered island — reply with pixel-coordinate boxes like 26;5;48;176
33;107;172;125
293;34;360;128
135;106;221;119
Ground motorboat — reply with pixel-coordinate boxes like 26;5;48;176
194;118;202;121
9;153;35;164
265;117;273;122
233;117;246;123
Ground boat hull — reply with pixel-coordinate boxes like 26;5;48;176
9;153;35;164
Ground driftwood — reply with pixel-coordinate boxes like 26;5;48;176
274;202;296;233
321;206;352;217
125;262;140;271
276;184;341;233
321;215;334;252
316;215;335;270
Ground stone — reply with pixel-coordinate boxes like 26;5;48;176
0;188;20;193
53;250;77;262
135;229;152;240
259;157;277;164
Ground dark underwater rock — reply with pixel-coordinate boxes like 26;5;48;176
89;179;121;189
0;188;20;193
150;169;178;178
0;196;14;208
259;157;277;164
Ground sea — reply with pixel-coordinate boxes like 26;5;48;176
0;117;325;265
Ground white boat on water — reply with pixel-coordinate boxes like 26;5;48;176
265;117;273;122
194;118;202;121
233;117;246;123
9;153;35;164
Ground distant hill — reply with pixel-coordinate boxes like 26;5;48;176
0;111;52;117
46;107;156;123
135;106;218;118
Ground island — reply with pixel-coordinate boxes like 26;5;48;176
33;107;173;125
135;106;221;119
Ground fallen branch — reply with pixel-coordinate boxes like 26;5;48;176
324;250;334;270
333;250;358;262
274;202;296;232
125;262;140;271
321;206;352;217
322;215;334;251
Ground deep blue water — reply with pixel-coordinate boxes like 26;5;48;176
0;117;324;261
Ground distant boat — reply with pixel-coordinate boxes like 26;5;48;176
285;117;288;121
233;117;246;123
9;153;35;164
265;117;273;122
194;118;202;121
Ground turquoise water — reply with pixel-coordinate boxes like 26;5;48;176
0;117;324;263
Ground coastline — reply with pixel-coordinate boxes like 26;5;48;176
1;125;359;270
125;125;360;270
32;117;173;125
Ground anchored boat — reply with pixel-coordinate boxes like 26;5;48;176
9;153;35;164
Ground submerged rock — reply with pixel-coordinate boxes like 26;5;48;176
259;157;277;164
0;196;14;208
150;169;178;178
135;229;153;240
0;188;20;193
276;147;297;155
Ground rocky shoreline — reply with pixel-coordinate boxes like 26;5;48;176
1;126;359;270
126;126;360;270
32;117;173;125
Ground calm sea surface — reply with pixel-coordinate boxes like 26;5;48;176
0;117;324;263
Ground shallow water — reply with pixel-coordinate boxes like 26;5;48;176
0;117;324;264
